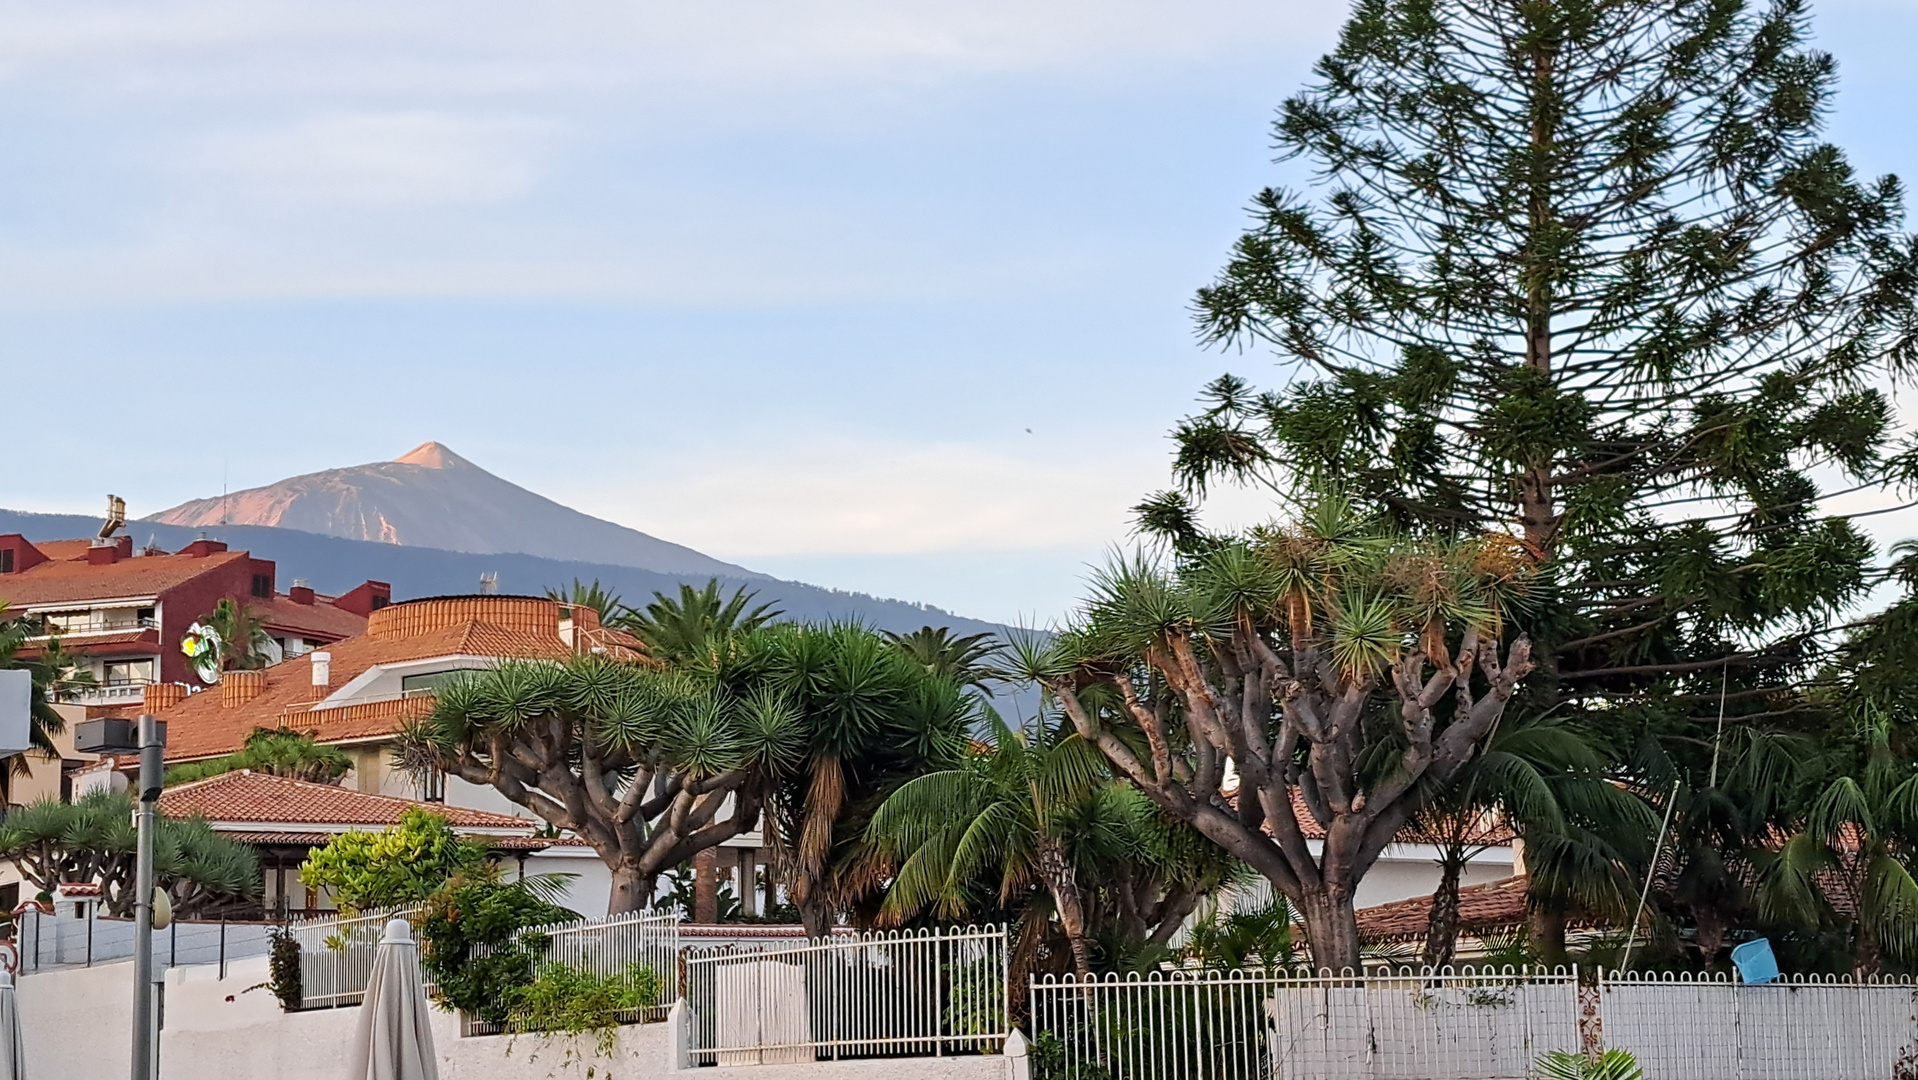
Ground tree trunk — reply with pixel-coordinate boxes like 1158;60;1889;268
1422;854;1466;970
1693;909;1725;966
608;862;653;915
1530;906;1567;966
694;847;720;924
1854;921;1882;979
1036;836;1094;980
1297;891;1363;973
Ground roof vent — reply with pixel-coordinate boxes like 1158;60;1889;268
311;652;332;690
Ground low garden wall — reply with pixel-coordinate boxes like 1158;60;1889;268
17;954;1014;1080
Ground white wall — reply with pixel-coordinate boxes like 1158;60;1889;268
18;955;1012;1080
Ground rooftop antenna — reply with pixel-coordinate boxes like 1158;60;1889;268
221;460;230;527
479;571;499;595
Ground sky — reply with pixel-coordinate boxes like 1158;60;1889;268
4;0;1918;627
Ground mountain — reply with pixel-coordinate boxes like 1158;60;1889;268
146;441;755;579
0;509;1015;640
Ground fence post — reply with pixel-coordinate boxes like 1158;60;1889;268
1004;1029;1030;1080
218;918;227;980
86;904;94;968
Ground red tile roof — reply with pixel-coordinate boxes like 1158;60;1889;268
161;595;652;761
258;593;367;641
15;629;160;658
160;770;535;829
226;830;554;851
1356;876;1536;941
0;547;254;605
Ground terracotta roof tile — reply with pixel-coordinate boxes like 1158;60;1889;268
0;547;253;605
258;594;366;641
161;595;637;761
161;770;535;829
1356;876;1536;941
217;830;553;851
15;629;160;658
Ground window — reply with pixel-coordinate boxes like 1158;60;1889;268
400;670;468;696
251;574;273;599
104;659;155;686
0;550;12;574
370;594;390;610
419;764;446;803
41;610;91;634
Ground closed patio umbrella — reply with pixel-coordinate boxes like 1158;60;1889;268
0;967;23;1080
347;919;439;1080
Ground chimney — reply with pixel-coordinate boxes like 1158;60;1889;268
220;669;267;708
181;536;229;558
143;682;189;713
311;652;332;693
85;542;120;565
289;579;316;606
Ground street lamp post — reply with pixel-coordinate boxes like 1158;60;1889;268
75;713;168;1080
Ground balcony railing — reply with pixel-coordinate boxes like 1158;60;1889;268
35;615;159;637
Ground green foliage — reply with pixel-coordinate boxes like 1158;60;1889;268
0;790;259;917
545;579;627;622
1181;897;1297;972
197;597;274;672
165;728;352;786
299;808;487;911
617;579;780;662
505;962;662;1051
883;627;1002;688
1537;1049;1645;1080
416;871;575;1024
262;925;303;1010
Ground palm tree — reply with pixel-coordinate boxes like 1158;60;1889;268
1414;713;1651;969
546;579;628;622
866;712;1113;980
165;728;353;786
883;627;1001;688
197;597;273;672
708;622;974;936
620;580;781;662
0;603;89;802
1759;717;1918;977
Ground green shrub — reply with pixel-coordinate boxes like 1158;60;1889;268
300;808;487;912
507;961;662;1050
1537;1049;1645;1080
415;872;574;1024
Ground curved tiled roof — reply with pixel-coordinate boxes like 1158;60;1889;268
160;770;535;829
161;595;649;760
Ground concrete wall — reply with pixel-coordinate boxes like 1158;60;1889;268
18;954;1012;1080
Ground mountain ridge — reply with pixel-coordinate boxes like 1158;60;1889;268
0;509;1014;639
145;441;757;580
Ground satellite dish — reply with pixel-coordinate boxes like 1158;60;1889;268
0;670;31;757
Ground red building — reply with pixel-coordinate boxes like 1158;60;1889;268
0;531;388;707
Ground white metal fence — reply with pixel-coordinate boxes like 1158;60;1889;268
683;925;1009;1066
1599;970;1918;1080
1029;967;1580;1080
289;906;679;1016
287;904;425;1009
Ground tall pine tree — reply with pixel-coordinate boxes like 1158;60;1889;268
1131;0;1918;957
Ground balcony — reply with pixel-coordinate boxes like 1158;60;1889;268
58;682;151;706
37;614;160;638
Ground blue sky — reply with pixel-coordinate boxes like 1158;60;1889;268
4;0;1917;626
